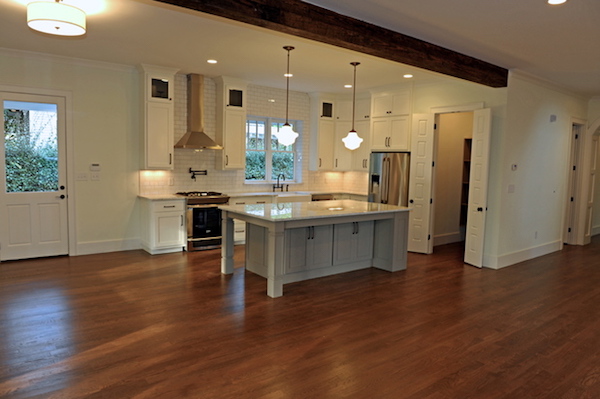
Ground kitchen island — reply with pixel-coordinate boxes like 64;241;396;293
219;200;410;298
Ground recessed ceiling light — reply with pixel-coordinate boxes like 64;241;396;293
344;84;352;88
207;59;217;64
548;0;567;4
284;73;293;78
403;74;413;79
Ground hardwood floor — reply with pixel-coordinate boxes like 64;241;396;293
1;239;600;398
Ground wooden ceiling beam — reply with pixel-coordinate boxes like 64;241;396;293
153;0;508;88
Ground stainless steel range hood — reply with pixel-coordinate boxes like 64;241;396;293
174;73;222;150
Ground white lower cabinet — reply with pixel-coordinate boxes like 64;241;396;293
333;221;374;265
285;225;333;273
140;198;186;255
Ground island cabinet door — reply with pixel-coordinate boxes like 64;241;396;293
333;221;374;265
285;225;333;273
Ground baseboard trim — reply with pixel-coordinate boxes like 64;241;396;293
592;225;600;237
74;238;141;256
434;231;464;247
483;240;562;270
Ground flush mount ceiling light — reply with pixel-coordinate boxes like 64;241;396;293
342;62;364;151
27;0;86;36
547;0;567;4
275;46;299;146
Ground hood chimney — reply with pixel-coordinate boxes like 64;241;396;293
174;74;222;150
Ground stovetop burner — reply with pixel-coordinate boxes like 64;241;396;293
176;191;230;205
176;191;223;197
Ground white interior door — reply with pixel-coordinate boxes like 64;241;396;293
464;108;492;267
584;135;599;244
407;114;435;254
564;124;581;244
0;92;68;261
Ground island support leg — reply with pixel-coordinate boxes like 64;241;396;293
221;211;235;275
266;223;285;298
373;212;408;272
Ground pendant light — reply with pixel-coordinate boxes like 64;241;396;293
276;46;299;146
27;0;86;37
342;62;364;150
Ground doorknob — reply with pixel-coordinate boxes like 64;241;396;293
409;199;414;204
477;207;483;212
60;185;65;190
59;194;66;199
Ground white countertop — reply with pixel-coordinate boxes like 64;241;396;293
138;194;184;200
219;199;409;222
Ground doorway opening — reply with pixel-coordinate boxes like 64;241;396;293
432;111;474;250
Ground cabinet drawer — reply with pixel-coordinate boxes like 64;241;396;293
151;200;185;212
229;196;272;205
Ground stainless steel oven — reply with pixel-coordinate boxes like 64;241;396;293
176;192;229;251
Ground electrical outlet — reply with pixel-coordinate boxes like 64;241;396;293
90;172;101;181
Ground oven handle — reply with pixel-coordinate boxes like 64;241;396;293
187;204;222;209
188;236;222;242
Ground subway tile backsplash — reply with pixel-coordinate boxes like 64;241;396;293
140;74;366;196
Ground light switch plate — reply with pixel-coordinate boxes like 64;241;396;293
90;172;101;181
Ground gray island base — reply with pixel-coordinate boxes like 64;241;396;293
219;200;410;298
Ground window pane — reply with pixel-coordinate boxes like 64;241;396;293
271;152;295;180
245;151;266;180
246;120;265;150
4;101;59;193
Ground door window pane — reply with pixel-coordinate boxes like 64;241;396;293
4;101;59;192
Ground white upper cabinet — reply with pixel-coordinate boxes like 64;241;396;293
215;76;247;170
370;88;412;151
372;90;410;117
310;93;336;171
139;64;179;170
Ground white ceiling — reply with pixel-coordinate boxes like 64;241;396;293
1;0;599;96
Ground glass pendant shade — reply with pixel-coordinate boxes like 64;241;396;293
342;130;363;150
27;1;86;37
276;123;299;146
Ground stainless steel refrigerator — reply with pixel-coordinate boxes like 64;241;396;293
368;152;410;206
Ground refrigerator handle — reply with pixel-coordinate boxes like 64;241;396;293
382;157;390;204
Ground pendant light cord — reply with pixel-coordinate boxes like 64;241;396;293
350;62;360;132
283;46;295;125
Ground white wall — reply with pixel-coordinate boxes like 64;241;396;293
0;49;140;254
485;72;588;268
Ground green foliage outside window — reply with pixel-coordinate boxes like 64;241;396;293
245;117;299;182
4;109;58;193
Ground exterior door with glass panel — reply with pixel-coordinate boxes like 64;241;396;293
0;93;68;261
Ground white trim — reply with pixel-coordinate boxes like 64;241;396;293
593;226;600;236
76;239;142;256
433;231;463;246
430;102;484;114
509;70;590;101
0;47;134;73
482;240;562;270
0;84;78;256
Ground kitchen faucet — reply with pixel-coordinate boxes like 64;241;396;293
273;173;286;192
